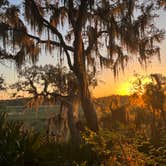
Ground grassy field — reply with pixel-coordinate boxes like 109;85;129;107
0;105;60;132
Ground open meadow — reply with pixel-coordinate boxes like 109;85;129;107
0;105;59;132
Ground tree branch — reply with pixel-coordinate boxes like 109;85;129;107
0;49;15;60
27;33;74;52
31;0;73;53
85;30;108;55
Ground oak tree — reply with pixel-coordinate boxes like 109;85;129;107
11;64;96;142
0;76;5;91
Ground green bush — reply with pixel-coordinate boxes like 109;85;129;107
1;111;165;166
0;112;41;166
0;112;97;166
136;129;166;166
81;128;146;166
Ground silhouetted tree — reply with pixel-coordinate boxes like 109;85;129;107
131;73;166;143
10;65;81;142
143;74;166;128
11;64;97;143
11;65;72;98
0;0;165;131
0;76;5;91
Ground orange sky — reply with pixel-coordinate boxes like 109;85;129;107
0;36;166;99
92;39;166;97
1;48;165;99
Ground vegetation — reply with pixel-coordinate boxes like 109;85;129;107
0;0;165;131
0;99;166;166
0;76;5;91
0;0;166;165
0;73;165;166
9;64;97;144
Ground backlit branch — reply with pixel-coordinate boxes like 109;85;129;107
24;0;74;69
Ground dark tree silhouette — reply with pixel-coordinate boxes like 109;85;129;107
11;64;96;143
11;65;74;98
131;73;166;143
11;65;81;142
0;0;165;131
0;76;5;91
143;74;166;128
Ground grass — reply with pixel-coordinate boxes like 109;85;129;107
0;105;60;132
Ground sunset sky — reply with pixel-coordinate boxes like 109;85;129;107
0;1;166;99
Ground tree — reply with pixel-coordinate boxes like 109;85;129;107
0;0;165;131
131;73;166;126
11;64;97;143
131;73;166;143
10;65;73;98
0;75;6;101
0;76;5;91
143;74;166;128
158;0;166;9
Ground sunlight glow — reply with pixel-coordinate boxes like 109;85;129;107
116;76;152;96
116;81;132;96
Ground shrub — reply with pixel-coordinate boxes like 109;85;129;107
82;128;146;166
0;112;41;166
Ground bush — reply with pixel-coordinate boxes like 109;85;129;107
136;128;166;166
0;112;41;166
0;112;96;166
82;128;146;166
1;111;165;166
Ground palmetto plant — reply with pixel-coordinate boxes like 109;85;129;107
0;112;42;166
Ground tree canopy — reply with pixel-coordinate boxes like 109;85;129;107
0;0;164;73
0;0;165;131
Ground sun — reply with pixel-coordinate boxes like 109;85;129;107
116;81;132;96
116;75;153;96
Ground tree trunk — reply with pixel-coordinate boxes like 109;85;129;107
74;62;99;132
73;34;98;131
161;108;166;129
151;108;158;145
67;102;81;144
72;0;98;132
80;89;99;132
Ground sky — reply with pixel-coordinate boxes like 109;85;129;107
0;1;166;99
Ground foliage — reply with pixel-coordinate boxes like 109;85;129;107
0;112;96;166
0;0;164;75
38;142;97;166
0;76;6;91
82;128;147;166
0;94;166;166
1;0;166;131
0;112;42;166
136;128;166;166
10;64;97;99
